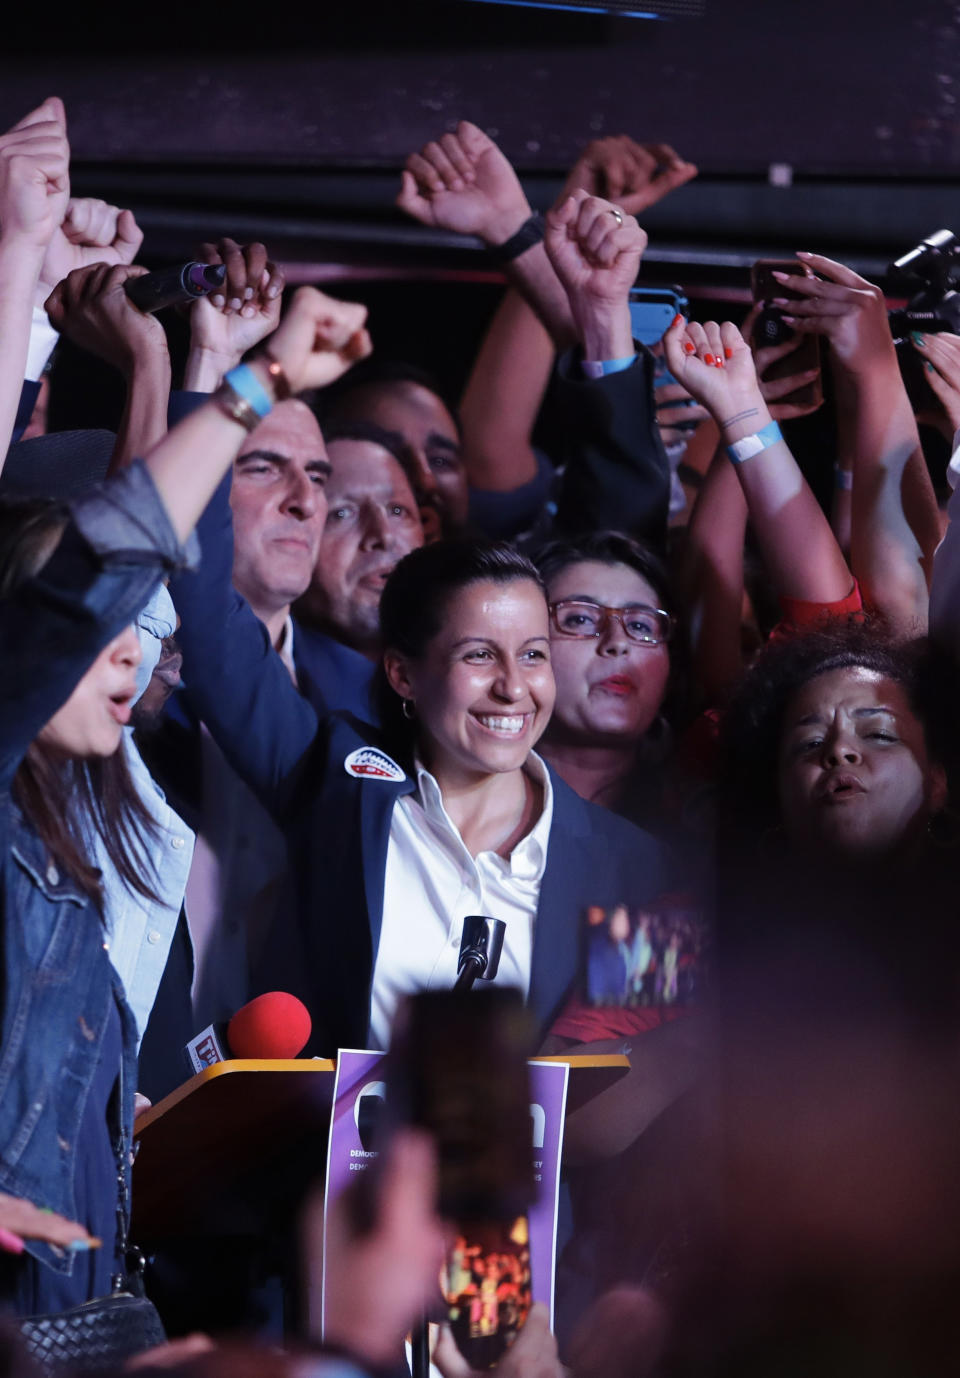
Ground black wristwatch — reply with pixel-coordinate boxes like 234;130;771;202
488;213;546;265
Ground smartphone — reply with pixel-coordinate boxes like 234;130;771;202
383;990;537;1369
629;284;690;347
750;259;823;409
653;355;700;435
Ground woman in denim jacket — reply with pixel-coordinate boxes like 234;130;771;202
0;470;189;1312
0;282;368;1313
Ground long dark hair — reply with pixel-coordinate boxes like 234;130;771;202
1;497;161;910
374;539;545;763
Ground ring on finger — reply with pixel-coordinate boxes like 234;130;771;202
607;207;624;227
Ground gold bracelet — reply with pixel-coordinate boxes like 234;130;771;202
213;379;261;433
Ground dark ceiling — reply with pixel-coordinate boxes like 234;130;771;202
2;3;958;303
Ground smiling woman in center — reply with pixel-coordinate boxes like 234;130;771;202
174;535;671;1052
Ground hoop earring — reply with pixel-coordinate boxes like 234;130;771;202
401;699;416;721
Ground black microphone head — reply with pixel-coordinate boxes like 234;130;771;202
459;916;507;981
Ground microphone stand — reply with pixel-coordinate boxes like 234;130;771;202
410;918;507;1378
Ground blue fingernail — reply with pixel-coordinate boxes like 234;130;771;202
911;332;925;345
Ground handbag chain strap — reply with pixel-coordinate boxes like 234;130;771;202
111;1072;146;1296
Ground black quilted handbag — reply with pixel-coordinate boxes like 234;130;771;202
18;1094;166;1373
19;1290;167;1373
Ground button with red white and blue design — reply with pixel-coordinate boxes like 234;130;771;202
344;747;406;782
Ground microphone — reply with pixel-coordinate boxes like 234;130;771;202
183;991;312;1075
454;916;507;992
125;262;227;314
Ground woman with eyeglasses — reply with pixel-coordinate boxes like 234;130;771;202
535;532;683;831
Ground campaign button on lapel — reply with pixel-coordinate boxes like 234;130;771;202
344;746;406;782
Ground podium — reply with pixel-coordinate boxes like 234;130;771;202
132;1052;628;1241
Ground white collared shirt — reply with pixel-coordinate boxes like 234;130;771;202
96;732;194;1048
276;613;297;682
369;753;554;1049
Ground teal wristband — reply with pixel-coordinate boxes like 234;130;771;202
224;363;273;419
726;419;782;465
581;355;637;379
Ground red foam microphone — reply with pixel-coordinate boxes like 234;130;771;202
227;991;312;1059
184;992;312;1074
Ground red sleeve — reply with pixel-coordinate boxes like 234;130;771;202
549;999;685;1044
768;580;864;644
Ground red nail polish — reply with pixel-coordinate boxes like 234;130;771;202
683;342;696;354
724;347;734;360
704;353;715;366
671;313;684;327
716;358;724;368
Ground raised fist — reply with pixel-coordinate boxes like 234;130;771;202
262;286;371;393
397;120;531;246
39;195;142;300
544;189;647;315
0;97;70;251
187;237;285;381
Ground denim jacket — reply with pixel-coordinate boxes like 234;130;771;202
0;462;193;1278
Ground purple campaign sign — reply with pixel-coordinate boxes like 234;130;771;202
526;1060;569;1322
322;1048;388;1335
322;1050;570;1334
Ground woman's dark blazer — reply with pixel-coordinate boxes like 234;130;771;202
170;482;668;1054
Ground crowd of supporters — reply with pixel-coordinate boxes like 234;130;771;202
3;96;960;1376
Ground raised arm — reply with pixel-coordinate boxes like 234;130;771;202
663;316;853;606
457;136;698;497
0;97;70;462
678;305;824;699
680;436;749;702
44;257;171;472
44;240;285;472
780;253;938;634
544;188;642;362
458;288;554;494
0;286;370;816
182;236;285;392
35;190;142;312
397;119;577;347
145;288;369;543
912;330;960;467
168;290;372;812
921;334;960;657
539;189;674;541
